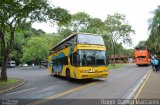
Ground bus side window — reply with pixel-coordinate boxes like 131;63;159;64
52;59;58;66
59;56;68;65
63;56;68;65
52;60;56;66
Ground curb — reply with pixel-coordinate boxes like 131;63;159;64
0;77;27;94
126;69;152;99
134;70;152;99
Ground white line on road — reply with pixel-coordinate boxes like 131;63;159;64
5;87;37;95
126;70;151;99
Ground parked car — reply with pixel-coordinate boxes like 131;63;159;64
23;64;28;67
7;61;16;68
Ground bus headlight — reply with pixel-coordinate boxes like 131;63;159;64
103;70;108;72
82;70;88;73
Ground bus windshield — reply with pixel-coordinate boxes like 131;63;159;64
78;50;106;66
135;47;147;51
77;34;105;45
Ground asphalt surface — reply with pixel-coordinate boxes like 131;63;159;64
60;64;150;99
0;64;150;105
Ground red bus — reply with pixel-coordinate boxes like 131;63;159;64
134;46;150;66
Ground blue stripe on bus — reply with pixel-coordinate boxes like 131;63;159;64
52;56;57;60
52;52;65;74
58;52;65;74
58;52;65;58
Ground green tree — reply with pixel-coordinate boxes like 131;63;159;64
114;43;123;55
66;12;91;32
0;0;71;81
9;22;48;65
22;37;49;66
45;34;62;48
57;28;72;38
147;5;160;52
136;41;146;47
148;6;160;31
31;28;46;36
9;22;33;64
86;18;105;34
124;49;134;58
58;12;108;38
104;13;135;65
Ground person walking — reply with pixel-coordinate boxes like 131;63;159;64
32;62;35;69
155;51;160;71
153;55;159;72
150;58;155;71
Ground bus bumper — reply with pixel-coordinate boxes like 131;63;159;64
76;72;109;79
136;62;150;65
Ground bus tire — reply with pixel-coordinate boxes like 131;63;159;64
52;68;55;76
66;69;71;80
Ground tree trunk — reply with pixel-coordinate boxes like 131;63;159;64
113;43;116;66
0;55;8;81
0;28;14;81
113;51;116;66
0;31;8;81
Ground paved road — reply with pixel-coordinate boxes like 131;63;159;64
0;66;93;99
60;64;150;99
0;64;150;105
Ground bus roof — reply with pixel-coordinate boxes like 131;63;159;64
49;33;76;51
135;46;147;50
49;33;101;51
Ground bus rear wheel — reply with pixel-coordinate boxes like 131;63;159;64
66;69;71;80
52;68;55;77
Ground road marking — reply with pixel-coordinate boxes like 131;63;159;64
5;87;36;95
28;82;96;105
126;69;151;99
134;70;152;99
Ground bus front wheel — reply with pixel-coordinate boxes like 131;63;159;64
66;69;71;80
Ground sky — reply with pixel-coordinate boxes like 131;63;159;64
32;0;160;48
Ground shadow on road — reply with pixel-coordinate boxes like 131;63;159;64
137;65;150;67
52;75;104;84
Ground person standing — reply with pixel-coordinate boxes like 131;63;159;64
32;62;35;69
153;55;159;72
156;50;160;71
150;58;155;71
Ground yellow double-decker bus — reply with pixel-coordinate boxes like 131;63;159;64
48;33;109;79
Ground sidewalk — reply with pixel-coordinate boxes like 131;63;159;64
137;71;160;99
0;77;26;94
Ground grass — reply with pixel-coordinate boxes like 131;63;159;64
0;79;17;86
108;63;127;69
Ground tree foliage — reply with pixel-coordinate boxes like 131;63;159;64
136;41;146;47
104;13;135;65
0;0;71;81
66;12;91;32
86;18;105;34
22;37;49;64
147;5;160;51
10;22;47;65
105;13;135;45
57;28;72;38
